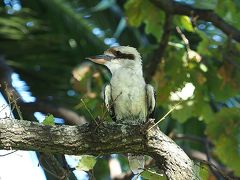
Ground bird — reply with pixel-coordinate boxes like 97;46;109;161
87;46;156;174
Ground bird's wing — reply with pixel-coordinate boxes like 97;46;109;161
103;84;116;121
146;84;156;119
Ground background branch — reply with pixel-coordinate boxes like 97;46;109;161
0;56;86;125
19;101;86;125
145;14;173;82
150;0;240;42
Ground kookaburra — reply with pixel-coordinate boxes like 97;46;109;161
87;46;156;174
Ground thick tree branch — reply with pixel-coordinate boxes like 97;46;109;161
150;0;240;42
0;119;198;180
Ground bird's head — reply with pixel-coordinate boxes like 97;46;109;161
86;46;142;73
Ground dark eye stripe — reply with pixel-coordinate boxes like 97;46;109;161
108;49;135;60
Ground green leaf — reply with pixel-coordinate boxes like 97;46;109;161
206;108;240;176
198;164;209;180
93;157;111;179
125;0;165;41
206;66;239;101
171;97;214;123
181;16;194;32
214;135;240;176
124;0;145;27
42;114;55;125
143;8;165;41
176;16;194;32
77;155;97;171
141;169;166;180
215;0;240;29
196;30;212;56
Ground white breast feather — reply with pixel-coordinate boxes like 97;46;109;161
110;68;147;122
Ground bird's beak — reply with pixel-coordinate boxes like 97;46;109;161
86;55;113;65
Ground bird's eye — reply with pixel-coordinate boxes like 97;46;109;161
111;49;135;60
115;51;121;56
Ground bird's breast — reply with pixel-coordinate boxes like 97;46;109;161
110;71;147;122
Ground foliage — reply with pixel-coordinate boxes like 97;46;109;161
76;155;97;171
141;169;166;180
206;108;240;176
0;0;240;179
125;0;165;41
42;114;55;126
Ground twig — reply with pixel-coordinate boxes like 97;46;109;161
147;102;180;132
176;26;190;53
205;140;222;179
0;97;20;113
0;150;17;157
81;98;98;125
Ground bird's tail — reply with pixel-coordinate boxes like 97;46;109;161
128;153;145;175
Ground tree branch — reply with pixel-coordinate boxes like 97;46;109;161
0;118;198;180
150;0;240;42
145;14;173;82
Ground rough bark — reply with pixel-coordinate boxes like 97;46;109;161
0;118;198;180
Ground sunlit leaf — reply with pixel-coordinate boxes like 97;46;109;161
198;164;209;180
141;169;166;180
42;114;55;125
176;16;194;32
77;155;97;171
125;0;164;40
